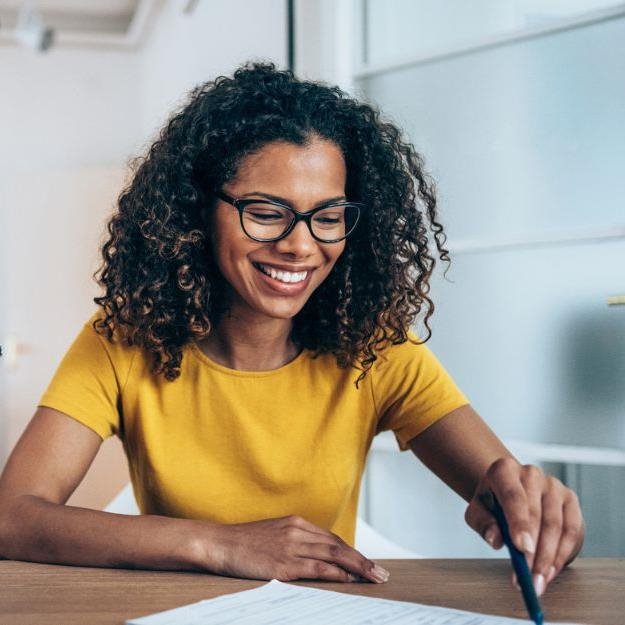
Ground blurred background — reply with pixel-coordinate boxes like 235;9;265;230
1;0;623;558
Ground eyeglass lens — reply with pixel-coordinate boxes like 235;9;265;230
241;202;359;241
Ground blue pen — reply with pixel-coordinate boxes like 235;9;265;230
481;493;544;625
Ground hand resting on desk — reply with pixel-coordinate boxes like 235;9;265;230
191;514;390;584
0;407;388;585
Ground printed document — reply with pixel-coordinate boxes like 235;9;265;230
126;578;585;624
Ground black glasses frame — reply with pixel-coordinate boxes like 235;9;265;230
214;190;364;244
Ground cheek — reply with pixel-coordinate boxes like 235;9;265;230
326;243;346;269
210;218;248;270
315;246;345;285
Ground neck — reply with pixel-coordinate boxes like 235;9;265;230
197;310;300;371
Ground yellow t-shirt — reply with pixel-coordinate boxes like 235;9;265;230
38;313;468;545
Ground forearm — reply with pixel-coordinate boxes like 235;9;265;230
409;404;516;502
0;494;212;571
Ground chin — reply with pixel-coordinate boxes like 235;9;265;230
259;303;305;320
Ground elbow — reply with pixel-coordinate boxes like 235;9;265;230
0;497;15;559
0;494;36;560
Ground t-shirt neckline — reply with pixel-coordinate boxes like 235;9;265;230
188;341;309;377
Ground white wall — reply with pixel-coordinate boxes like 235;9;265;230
140;0;287;141
1;1;288;509
0;46;141;470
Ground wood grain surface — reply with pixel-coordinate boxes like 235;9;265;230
0;558;622;624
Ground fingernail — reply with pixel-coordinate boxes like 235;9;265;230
520;531;535;554
546;566;556;584
347;573;359;582
511;572;521;591
533;573;545;597
371;564;390;583
484;526;497;547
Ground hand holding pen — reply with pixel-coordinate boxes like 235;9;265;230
465;458;585;596
480;492;544;625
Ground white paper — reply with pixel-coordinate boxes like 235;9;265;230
126;579;585;625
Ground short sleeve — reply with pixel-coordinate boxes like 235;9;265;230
38;314;133;440
372;330;469;451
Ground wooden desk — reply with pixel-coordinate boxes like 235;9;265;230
1;558;622;624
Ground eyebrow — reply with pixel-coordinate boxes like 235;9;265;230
240;191;347;209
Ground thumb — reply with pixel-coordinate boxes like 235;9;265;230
465;495;503;550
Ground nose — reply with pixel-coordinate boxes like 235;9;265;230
273;219;318;256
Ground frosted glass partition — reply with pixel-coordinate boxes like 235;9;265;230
358;5;625;558
427;240;625;448
357;14;625;448
366;0;625;66
357;15;625;243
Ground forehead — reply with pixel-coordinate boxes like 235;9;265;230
231;139;346;194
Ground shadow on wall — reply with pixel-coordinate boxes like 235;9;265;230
548;306;625;556
548;307;625;449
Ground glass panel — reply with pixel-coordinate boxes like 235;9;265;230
360;2;625;559
425;240;625;448
366;0;625;66
358;15;625;242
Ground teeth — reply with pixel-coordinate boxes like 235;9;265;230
257;263;308;284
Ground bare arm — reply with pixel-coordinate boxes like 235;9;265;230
408;403;515;501
408;403;584;594
0;407;205;569
0;407;385;583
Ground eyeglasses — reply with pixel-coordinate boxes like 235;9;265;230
214;189;364;243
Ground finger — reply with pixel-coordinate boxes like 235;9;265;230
298;542;389;583
488;458;534;556
295;558;359;582
464;499;503;549
284;515;389;582
550;492;584;580
531;479;564;594
519;465;545;570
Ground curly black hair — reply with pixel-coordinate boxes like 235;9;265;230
93;60;449;387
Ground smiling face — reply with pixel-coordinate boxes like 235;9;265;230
208;137;347;322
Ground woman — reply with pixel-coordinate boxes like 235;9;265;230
0;62;583;593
